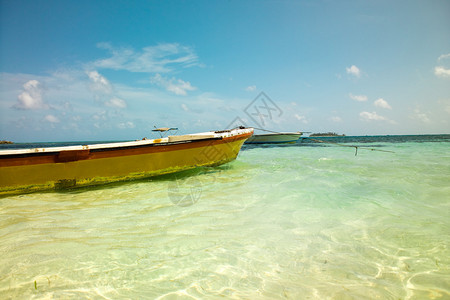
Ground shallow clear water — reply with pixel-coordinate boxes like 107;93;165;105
1;136;449;299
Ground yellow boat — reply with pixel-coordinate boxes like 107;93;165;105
0;127;253;196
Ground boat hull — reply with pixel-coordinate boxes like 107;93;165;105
245;132;302;144
0;129;253;196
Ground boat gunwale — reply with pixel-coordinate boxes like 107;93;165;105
0;138;219;159
0;129;254;167
0;129;253;157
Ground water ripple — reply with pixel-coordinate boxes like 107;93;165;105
1;141;449;298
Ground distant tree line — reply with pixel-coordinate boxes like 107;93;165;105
309;132;345;137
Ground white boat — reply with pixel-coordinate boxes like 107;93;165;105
245;132;303;144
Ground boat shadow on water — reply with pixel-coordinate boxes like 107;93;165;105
20;164;236;197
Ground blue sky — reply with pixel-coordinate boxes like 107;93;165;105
1;0;449;142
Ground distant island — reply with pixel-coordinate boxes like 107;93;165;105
0;140;13;144
310;132;345;137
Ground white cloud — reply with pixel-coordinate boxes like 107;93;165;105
374;98;392;109
151;74;196;96
87;70;112;94
92;111;107;121
117;121;135;129
413;109;430;123
181;103;189;111
245;85;256;92
105;97;127;108
92;43;199;73
294;114;308;124
359;111;386;121
44;114;60;123
346;65;361;78
13;80;49;110
438;53;450;61
440;99;450;114
87;71;128;108
349;93;368;102
330;116;342;122
434;66;450;78
434;53;450;79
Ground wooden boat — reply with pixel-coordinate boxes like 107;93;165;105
245;132;302;144
0;127;253;196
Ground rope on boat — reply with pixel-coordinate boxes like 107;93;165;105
251;127;290;134
251;127;394;156
305;138;395;156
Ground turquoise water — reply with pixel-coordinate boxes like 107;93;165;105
1;136;449;299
